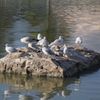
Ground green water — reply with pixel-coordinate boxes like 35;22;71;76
0;0;100;100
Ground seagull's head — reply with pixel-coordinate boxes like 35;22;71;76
5;44;9;47
43;37;46;39
59;36;65;39
59;36;62;39
38;33;41;36
63;44;67;47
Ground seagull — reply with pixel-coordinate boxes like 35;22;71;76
37;33;43;40
20;36;38;45
5;44;21;57
49;36;64;48
63;44;73;57
75;36;82;46
37;37;49;47
28;43;39;50
42;45;56;58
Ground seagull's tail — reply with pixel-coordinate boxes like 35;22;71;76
32;38;39;42
18;50;22;52
37;48;42;53
55;54;59;56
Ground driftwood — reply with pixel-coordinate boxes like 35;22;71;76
0;45;100;77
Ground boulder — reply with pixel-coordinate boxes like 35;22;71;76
0;45;100;77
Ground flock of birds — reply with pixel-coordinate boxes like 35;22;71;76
5;33;82;58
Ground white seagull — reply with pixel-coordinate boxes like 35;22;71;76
37;37;49;47
37;33;43;40
28;43;39;50
63;44;73;57
75;36;82;46
20;36;38;45
42;45;56;58
5;44;20;57
49;36;64;47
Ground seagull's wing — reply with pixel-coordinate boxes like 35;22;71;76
49;39;60;47
7;47;18;52
47;49;56;55
42;46;55;55
31;43;39;49
21;37;38;43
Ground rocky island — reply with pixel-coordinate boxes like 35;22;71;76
0;45;100;78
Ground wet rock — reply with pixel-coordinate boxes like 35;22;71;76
0;46;100;77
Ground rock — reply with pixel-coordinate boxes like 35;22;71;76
0;46;100;78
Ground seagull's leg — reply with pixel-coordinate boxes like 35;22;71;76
46;55;48;59
26;45;28;48
43;55;45;58
28;47;33;52
44;55;48;59
78;44;82;49
9;53;12;58
77;45;79;49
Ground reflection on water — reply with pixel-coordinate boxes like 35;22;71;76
0;74;80;100
19;94;33;100
0;0;100;100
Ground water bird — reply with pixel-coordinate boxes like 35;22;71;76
37;37;49;47
5;44;21;57
20;36;38;45
75;36;82;46
42;45;56;58
37;33;43;40
63;44;73;57
49;36;64;47
28;43;39;50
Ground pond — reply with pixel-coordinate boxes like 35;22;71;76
0;0;100;100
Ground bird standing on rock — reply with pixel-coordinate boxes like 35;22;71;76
49;36;64;48
63;44;73;57
75;36;82;46
28;42;39;50
5;44;20;57
37;37;49;47
42;45;56;59
20;36;38;45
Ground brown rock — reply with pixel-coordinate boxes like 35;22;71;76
0;46;100;77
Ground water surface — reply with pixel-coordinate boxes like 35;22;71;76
0;0;100;100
